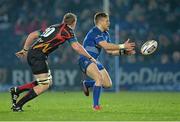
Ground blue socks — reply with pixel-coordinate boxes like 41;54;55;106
93;85;101;107
84;80;95;88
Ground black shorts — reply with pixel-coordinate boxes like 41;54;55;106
27;49;49;75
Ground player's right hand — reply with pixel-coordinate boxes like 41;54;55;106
124;39;135;51
15;49;27;58
125;49;136;55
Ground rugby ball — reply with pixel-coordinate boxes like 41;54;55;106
141;40;158;55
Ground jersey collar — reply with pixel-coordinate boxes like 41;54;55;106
94;26;102;33
95;26;107;33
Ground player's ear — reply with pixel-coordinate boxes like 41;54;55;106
71;21;76;30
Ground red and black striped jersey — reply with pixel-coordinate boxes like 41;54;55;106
31;23;77;55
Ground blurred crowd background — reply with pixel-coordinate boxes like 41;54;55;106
0;0;179;67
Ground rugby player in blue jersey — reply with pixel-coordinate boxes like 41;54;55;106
78;12;135;110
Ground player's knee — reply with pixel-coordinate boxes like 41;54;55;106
42;84;50;91
48;71;53;86
49;79;53;86
108;80;112;87
33;83;50;95
37;74;52;87
103;81;112;88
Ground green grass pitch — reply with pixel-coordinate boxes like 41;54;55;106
0;91;180;121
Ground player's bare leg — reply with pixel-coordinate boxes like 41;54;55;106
32;74;52;95
100;68;112;88
82;68;112;96
86;63;103;110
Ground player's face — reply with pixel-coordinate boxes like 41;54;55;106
101;17;110;31
71;20;77;30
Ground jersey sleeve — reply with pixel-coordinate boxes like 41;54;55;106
67;36;78;44
67;29;78;44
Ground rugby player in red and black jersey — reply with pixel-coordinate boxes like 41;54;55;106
10;13;97;112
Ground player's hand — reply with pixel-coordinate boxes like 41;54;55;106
15;49;28;58
125;49;136;55
124;39;135;51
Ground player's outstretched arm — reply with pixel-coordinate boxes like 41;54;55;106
99;39;135;51
99;39;136;56
16;31;40;58
107;49;136;56
70;41;97;64
106;50;120;56
99;41;122;50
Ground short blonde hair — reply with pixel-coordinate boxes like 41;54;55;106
63;13;77;25
94;12;109;25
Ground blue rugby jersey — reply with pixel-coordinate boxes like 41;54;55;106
80;26;111;60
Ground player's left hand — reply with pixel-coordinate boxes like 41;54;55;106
15;49;28;58
124;39;136;51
